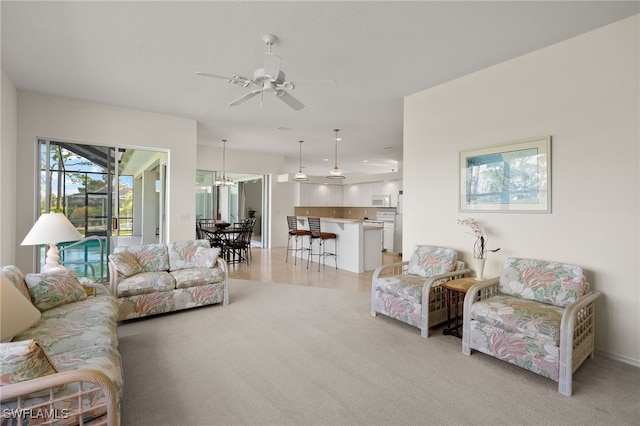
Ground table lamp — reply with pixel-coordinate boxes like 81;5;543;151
1;275;41;342
21;212;82;273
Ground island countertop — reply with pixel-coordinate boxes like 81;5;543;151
295;216;364;223
293;217;382;273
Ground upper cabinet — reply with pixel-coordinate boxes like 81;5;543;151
298;183;344;206
298;180;401;207
343;184;371;207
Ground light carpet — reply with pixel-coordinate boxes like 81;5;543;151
118;279;639;425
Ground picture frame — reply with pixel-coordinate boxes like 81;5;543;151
459;136;551;213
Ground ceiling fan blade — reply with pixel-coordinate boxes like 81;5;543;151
263;52;282;78
195;71;231;80
197;71;256;88
291;79;339;85
229;90;262;107
276;90;305;111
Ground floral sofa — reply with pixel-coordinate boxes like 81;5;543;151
108;239;228;321
0;265;122;425
371;245;469;337
462;257;601;396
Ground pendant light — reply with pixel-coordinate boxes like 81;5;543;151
213;139;234;187
327;129;345;179
292;140;309;181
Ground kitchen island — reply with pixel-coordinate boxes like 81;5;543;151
294;217;383;273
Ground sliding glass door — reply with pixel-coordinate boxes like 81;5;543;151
37;140;167;277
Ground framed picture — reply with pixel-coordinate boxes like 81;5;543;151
459;136;551;213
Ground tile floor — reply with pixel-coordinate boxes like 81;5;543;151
227;247;401;292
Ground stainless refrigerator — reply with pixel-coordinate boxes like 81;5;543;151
393;191;403;256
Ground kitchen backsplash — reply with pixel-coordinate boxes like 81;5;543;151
294;206;395;220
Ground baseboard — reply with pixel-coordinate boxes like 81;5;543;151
596;348;640;368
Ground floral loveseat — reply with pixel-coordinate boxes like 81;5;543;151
108;239;228;321
1;266;122;425
462;257;601;396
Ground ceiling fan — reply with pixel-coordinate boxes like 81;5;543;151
196;34;313;111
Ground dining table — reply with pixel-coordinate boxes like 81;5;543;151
200;225;247;263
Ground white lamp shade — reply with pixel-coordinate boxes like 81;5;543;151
292;171;309;181
326;166;345;179
1;276;41;342
21;213;82;246
21;213;82;272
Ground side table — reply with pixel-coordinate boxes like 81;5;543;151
442;277;481;338
78;277;108;297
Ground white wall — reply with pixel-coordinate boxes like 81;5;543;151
196;144;293;248
15;91;198;272
0;70;18;266
404;16;639;364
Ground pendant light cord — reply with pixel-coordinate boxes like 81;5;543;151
222;139;226;179
299;140;303;171
334;129;340;168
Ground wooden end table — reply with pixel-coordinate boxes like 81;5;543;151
442;277;481;338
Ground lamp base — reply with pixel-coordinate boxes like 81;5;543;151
44;243;65;273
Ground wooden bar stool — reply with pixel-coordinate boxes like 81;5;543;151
306;217;337;271
286;216;311;265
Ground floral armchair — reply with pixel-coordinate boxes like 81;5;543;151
462;257;601;396
371;245;469;337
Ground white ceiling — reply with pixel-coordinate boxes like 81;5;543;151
2;1;638;177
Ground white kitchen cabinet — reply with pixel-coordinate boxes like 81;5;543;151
298;184;311;206
328;185;343;206
298;183;343;206
342;186;355;206
383;222;394;252
359;184;372;206
297;180;401;207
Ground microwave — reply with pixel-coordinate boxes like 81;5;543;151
372;194;390;207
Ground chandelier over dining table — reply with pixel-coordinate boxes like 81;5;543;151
214;139;234;187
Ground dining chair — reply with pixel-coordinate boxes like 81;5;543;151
224;224;252;264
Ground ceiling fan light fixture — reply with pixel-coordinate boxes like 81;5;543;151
293;140;309;181
263;81;276;92
196;34;307;111
326;129;345;179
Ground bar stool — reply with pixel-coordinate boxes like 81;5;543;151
286;216;311;265
307;217;337;271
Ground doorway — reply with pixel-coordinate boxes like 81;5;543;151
195;170;269;247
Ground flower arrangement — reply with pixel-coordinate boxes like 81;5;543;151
457;218;500;259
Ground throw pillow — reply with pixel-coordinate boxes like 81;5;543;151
0;340;57;386
193;247;220;268
167;240;212;271
24;269;87;312
406;245;457;278
109;251;144;277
